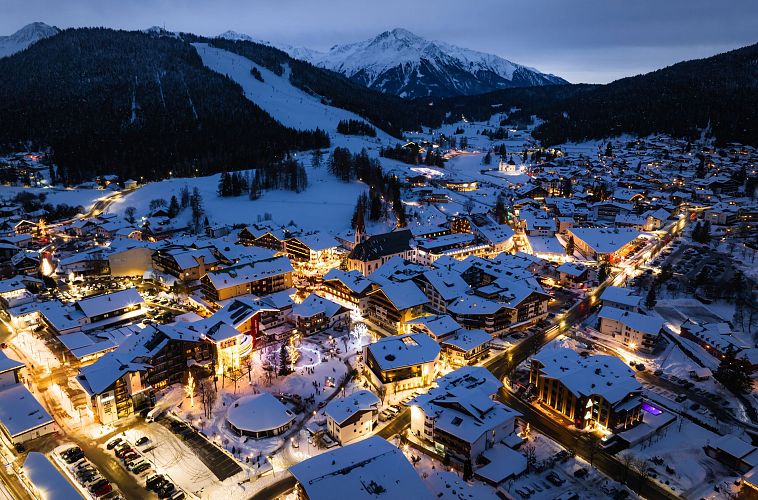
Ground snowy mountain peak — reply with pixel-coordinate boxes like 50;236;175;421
217;30;270;45
280;27;567;98
0;22;59;58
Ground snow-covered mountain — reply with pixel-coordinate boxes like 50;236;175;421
273;28;568;98
0;22;59;58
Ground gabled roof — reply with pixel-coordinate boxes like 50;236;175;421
371;281;428;311
324;390;380;425
348;229;413;262
289;436;433;500
75;288;144;319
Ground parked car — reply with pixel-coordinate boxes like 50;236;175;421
574;468;589;478
546;472;564;486
106;438;123;450
135;436;149;446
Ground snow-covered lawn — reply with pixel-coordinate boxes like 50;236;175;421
0;185;106;210
107;164;367;233
621;419;733;497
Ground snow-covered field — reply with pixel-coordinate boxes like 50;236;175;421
0;185;106;210
107;163;367;233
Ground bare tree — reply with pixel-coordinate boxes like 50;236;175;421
619;452;635;485
522;443;537;472
198;378;217;420
228;369;245;395
631;458;652;494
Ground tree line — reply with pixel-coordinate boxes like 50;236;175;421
328;148;406;227
337;119;377;137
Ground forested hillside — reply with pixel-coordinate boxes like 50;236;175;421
0;28;329;184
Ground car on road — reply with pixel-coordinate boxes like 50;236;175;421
653;369;663;376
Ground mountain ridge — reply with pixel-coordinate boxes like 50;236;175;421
219;27;567;98
0;22;59;58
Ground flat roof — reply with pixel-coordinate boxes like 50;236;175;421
0;384;54;437
23;452;84;500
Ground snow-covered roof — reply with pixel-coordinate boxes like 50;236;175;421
567;227;641;254
533;347;641;405
371;281;428;311
366;333;440;371
599;286;642;308
204;256;293;289
711;434;757;460
0;350;24;374
324;390;380;425
476;445;527;484
598;306;664;336
441;329;491;352
292;293;346;319
75;288;144;319
226;392;294;434
405;314;461;339
556;261;588;276
322;268;373;295
408;365;519;444
0;384;54;437
419;268;470;302
289;436;433;500
23;452;84;500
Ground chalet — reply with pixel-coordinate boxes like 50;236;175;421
289;437;433;500
0;351;55;445
599;286;641;312
320;268;373;308
201;256;293;302
566;227;642;262
75;323;212;424
440;329;491;368
409;366;519;463
324;390;380;445
597;306;664;353
291;293;350;336
364;281;428;334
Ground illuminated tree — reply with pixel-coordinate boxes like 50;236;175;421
185;372;195;408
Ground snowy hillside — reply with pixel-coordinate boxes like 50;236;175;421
107;162;368;233
193;42;393;143
276;28;567;98
0;22;59;58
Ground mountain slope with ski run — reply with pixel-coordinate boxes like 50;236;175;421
193;42;394;144
0;22;59;58
222;28;568;98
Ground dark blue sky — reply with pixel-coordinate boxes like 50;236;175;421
2;0;756;83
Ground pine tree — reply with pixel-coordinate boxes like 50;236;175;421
483;151;492;165
715;346;752;394
605;142;613;157
701;220;711;244
598;262;611;282
167;195;180;218
565;236;575;256
494;195;507;224
311;149;322;168
249;170;261;200
278;344;291;376
190;187;204;233
645;287;657;309
180;186;190;208
692;221;703;243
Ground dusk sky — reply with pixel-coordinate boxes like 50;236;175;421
2;0;756;83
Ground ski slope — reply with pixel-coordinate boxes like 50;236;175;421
193;43;393;144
